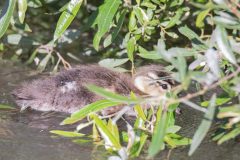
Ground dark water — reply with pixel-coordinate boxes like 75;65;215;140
0;60;239;160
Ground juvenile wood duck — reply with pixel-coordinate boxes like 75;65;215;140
12;65;174;114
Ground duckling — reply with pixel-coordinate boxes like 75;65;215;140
12;64;174;114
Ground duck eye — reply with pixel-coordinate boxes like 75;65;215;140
161;84;168;90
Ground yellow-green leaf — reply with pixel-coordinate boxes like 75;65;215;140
93;0;121;50
0;0;16;38
92;114;121;150
215;25;237;64
18;0;27;23
50;130;85;137
53;0;83;41
127;37;136;62
188;94;216;156
196;9;210;28
61;99;121;125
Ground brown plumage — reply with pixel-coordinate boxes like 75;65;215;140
12;64;173;114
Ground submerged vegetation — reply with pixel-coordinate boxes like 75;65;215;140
0;0;240;159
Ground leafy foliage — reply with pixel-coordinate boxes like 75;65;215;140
0;0;240;159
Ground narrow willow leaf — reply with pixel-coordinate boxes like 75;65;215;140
178;25;201;41
165;8;183;29
138;46;161;59
93;0;121;50
98;58;129;69
205;48;221;77
133;7;149;25
196;8;210;28
128;11;136;32
50;130;85;137
27;0;42;8
176;55;187;82
0;104;15;109
170;136;192;146
166;125;181;134
148;110;169;157
188;94;216;156
132;134;148;157
178;25;207;50
92;123;100;141
107;119;120;144
92;114;121;150
103;9;127;47
86;84;141;104
164;135;177;148
218;127;240;144
218;105;240;115
53;0;83;41
37;53;51;72
127;37;136;62
18;0;27;23
215;25;237;64
165;32;179;39
5;34;40;46
0;0;16;38
61;99;121;125
201;97;230;107
134;104;147;121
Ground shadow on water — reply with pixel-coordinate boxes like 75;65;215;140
0;60;239;160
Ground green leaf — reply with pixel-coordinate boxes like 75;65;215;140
61;99;121;125
86;84;141;104
18;0;27;23
201;97;231;107
37;53;51;72
205;48;221;77
215;25;237;64
127;37;136;62
50;130;85;137
27;0;42;8
178;25;208;50
128;11;136;32
175;55;187;82
53;0;83;41
138;46;162;60
132;133;148;157
169;135;192;146
196;9;210;28
107;119;120;144
103;9;127;47
165;8;183;29
5;34;40;46
188;94;216;156
133;7;149;26
166;125;181;134
218;127;240;144
98;58;129;69
148;110;169;157
0;0;16;39
0;104;15;109
91;114;121;150
93;0;121;50
134;104;147;121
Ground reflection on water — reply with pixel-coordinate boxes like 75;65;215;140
0;60;239;160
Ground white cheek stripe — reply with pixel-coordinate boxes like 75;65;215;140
134;76;146;92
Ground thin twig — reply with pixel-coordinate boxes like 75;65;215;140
168;67;240;105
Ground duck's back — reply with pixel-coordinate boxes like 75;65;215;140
13;65;135;113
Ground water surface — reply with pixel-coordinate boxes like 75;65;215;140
0;60;239;160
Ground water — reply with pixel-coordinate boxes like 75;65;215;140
0;60;239;160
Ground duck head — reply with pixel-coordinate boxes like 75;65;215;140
133;65;174;96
